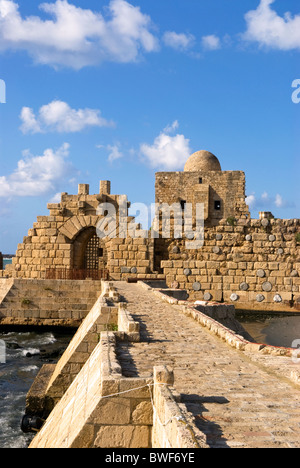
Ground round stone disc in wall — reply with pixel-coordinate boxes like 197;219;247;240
273;294;282;303
261;218;269;227
239;282;249;291
257;269;266;278
245;234;252;241
269;235;276;242
256;294;265;302
192;282;201;291
216;234;223;241
172;246;180;254
291;270;299;277
131;267;137;274
212;246;220;254
230;293;239;302
262;281;272;292
183;268;192;276
277;248;284;255
203;292;212;301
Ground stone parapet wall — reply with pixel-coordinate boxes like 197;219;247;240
152;366;207;449
161;218;300;310
28;332;151;448
29;332;205;448
25;281;139;415
27;281;207;449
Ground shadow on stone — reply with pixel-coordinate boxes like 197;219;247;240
180;394;231;449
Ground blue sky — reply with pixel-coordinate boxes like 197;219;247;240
0;0;299;253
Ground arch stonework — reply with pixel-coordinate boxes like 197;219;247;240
8;184;154;279
59;216;102;241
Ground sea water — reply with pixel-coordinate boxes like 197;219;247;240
237;312;300;348
0;328;73;448
3;258;12;268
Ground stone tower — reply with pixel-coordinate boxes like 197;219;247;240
155;150;250;226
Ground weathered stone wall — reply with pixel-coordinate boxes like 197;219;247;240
28;333;205;449
151;366;207;449
4;182;155;280
155;170;250;224
29;332;154;448
0;279;102;327
161;218;300;310
25;282;140;416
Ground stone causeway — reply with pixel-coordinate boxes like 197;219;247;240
22;280;300;449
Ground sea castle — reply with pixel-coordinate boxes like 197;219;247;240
0;149;300;448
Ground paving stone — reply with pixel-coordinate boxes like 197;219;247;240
114;282;300;449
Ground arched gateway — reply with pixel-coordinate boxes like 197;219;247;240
9;181;153;280
72;227;107;272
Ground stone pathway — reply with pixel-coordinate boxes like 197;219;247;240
115;281;300;448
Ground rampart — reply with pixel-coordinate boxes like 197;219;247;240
160;218;300;311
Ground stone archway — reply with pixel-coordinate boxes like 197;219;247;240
72;227;107;271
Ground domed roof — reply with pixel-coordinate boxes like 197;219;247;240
184;150;221;172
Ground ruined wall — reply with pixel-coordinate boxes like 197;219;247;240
161;218;300;310
4;182;155;280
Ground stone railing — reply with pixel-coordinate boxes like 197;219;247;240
28;331;206;448
118;302;140;341
152;366;207;449
25;281;140;417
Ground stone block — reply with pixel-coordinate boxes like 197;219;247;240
94;425;151;448
91;398;131;425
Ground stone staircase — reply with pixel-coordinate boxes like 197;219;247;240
0;279;102;327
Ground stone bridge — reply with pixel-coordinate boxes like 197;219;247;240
23;280;300;448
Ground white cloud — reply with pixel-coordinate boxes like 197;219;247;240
107;144;123;163
275;194;284;208
243;0;300;51
163;31;195;51
202;34;221;50
163;120;179;134
246;191;292;211
20;100;114;134
96;142;123;163
0;0;159;68
49;192;62;203
140;122;191;170
0;143;73;197
245;194;256;209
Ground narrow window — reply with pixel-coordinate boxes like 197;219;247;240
199;177;203;184
214;200;221;211
180;200;186;210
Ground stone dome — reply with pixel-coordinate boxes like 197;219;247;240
184;150;221;172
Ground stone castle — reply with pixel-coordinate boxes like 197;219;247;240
1;149;300;449
1;149;299;311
